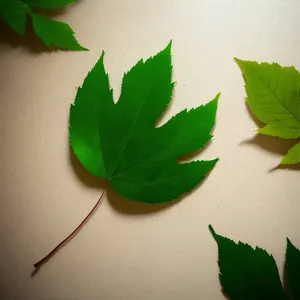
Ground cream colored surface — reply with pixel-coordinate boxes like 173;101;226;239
0;0;300;299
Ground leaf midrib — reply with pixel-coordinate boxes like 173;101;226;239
94;94;107;177
112;131;209;180
258;75;300;126
109;84;152;178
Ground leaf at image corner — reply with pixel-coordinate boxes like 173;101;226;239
235;58;300;164
24;0;77;9
209;225;288;300
0;0;29;36
32;13;87;51
286;238;300;300
70;42;219;203
281;141;300;165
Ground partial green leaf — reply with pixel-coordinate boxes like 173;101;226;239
286;238;300;299
31;13;87;51
24;0;77;9
281;142;300;165
258;123;300;139
235;58;300;165
0;0;29;36
70;43;219;203
235;59;300;138
209;225;288;300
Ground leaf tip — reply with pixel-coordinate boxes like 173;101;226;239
214;92;221;103
280;158;285;165
211;157;219;165
164;40;172;52
76;43;89;51
206;93;220;112
209;225;217;238
234;57;242;64
206;158;219;170
234;57;246;70
280;156;291;165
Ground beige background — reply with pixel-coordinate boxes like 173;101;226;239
1;0;300;299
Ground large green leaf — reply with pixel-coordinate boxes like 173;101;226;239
0;0;29;36
32;13;87;51
70;43;219;203
286;238;300;300
235;59;300;164
24;0;77;9
209;225;288;300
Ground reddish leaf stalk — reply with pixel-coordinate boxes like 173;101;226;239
34;190;106;269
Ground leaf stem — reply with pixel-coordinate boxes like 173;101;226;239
34;190;106;269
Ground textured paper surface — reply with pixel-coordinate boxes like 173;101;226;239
0;1;299;299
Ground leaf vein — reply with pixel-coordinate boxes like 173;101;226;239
109;84;152;177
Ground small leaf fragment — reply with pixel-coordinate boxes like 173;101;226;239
286;238;300;299
281;142;300;165
209;225;288;300
0;0;29;36
32;13;87;51
24;0;77;9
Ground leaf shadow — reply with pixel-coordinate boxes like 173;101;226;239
241;134;296;156
270;162;300;172
241;134;300;171
0;20;51;53
31;268;39;278
222;291;230;300
106;188;179;216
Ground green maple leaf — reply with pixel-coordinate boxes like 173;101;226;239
209;225;300;300
235;59;300;165
0;0;86;51
34;42;219;269
70;42;219;203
